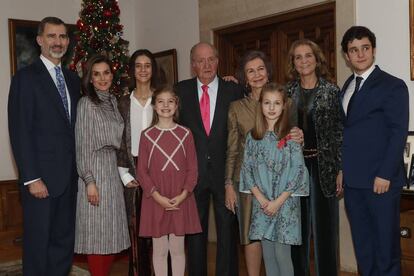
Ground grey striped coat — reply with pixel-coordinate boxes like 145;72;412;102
74;92;130;254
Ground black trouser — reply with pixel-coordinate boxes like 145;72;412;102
21;182;76;276
291;158;339;276
186;166;238;276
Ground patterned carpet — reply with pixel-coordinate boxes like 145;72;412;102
0;260;90;275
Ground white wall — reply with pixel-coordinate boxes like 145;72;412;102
134;0;199;81
356;0;413;129
0;0;196;181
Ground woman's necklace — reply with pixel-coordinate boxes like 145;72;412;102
134;89;152;104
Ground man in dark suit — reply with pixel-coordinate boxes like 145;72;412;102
339;26;408;276
176;42;243;276
8;17;80;276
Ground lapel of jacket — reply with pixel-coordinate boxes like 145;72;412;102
347;66;381;123
62;68;77;127
209;78;224;137
34;59;71;127
340;75;353;119
188;78;208;137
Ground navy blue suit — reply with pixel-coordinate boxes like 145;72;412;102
340;66;408;276
8;58;80;275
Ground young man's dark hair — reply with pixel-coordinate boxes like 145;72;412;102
341;26;376;53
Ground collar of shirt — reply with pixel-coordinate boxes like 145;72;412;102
130;92;152;108
197;75;219;100
40;55;62;73
354;63;376;88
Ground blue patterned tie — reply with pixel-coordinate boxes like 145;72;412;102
54;66;70;120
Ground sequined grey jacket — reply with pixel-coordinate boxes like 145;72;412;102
287;78;343;197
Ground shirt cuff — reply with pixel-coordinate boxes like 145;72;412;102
24;178;41;186
82;172;95;186
121;173;135;186
118;167;135;186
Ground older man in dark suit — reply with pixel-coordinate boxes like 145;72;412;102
8;17;80;276
176;42;243;276
339;26;409;276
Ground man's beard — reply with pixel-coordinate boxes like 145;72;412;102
49;46;67;59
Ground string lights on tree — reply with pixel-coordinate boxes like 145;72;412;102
71;0;129;96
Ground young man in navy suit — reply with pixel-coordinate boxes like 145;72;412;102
8;17;80;275
339;26;409;276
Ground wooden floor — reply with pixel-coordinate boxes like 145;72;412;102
0;238;357;275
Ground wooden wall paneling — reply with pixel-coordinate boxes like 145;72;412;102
214;2;335;84
0;180;22;242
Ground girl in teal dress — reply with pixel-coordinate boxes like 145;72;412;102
239;82;309;276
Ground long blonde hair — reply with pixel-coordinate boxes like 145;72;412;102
251;82;291;140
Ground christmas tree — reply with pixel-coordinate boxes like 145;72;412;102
70;0;129;96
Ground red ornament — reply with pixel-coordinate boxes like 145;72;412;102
103;10;112;17
76;19;84;29
86;4;94;12
69;63;76;71
113;62;120;71
98;21;108;28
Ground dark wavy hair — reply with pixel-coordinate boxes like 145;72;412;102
341;26;376;53
286;39;331;81
150;85;180;127
236;50;272;95
81;54;113;104
128;49;159;91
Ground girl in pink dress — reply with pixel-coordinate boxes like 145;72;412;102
137;86;201;276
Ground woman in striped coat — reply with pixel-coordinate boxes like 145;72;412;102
75;54;130;276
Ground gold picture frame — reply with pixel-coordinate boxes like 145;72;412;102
154;49;178;86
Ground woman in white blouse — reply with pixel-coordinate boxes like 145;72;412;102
117;49;160;276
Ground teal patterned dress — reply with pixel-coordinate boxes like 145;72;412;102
239;132;309;245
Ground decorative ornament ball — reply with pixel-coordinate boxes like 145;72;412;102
86;4;94;12
76;19;84;29
103;10;112;17
98;22;108;28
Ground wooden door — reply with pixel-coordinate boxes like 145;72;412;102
214;2;336;83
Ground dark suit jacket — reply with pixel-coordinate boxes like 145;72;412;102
176;77;243;189
8;58;81;197
340;66;409;189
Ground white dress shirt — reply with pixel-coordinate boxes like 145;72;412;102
342;64;376;115
118;92;153;186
